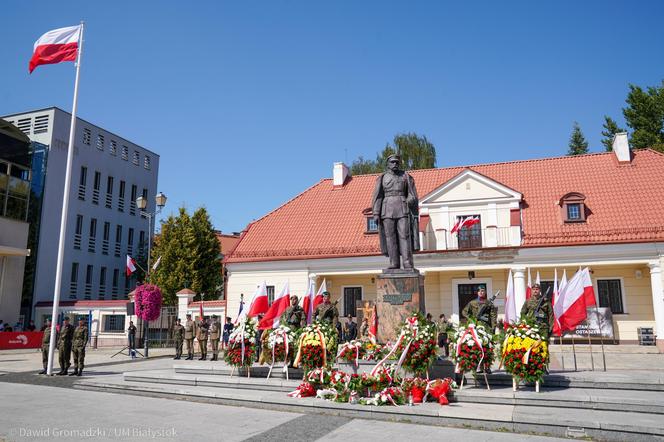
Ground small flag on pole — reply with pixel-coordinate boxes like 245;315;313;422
126;255;137;276
29;25;82;73
152;256;162;271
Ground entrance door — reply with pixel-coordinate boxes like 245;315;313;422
458;284;485;321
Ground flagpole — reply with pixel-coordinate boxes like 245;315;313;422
47;21;85;376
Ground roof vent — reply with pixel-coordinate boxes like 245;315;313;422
612;132;631;163
333;162;350;187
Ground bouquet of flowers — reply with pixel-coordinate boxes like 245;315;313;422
426;377;457;405
337;340;364;366
451;322;495;374
391;313;438;375
287;381;316;398
224;317;257;368
401;377;429;403
360;386;406;406
501;321;548;384
267;325;295;364
304;367;332;389
361;341;384;361
293;321;338;373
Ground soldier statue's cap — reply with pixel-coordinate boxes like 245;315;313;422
386;153;401;162
322;291;331;297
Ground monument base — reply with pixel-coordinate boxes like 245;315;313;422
376;273;425;342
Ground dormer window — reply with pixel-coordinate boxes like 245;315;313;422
560;192;587;223
363;207;378;233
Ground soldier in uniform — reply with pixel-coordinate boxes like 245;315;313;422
520;283;554;338
70;318;88;376
314;292;339;326
209;315;221;361
56;317;74;375
38;319;54;374
197;317;209;360
172;318;185;360
280;295;305;330
184;314;195;360
462;286;498;332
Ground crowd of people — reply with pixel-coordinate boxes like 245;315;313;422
0;319;37;332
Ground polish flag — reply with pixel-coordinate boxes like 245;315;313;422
368;303;378;344
504;270;517;325
552;269;561;336
554;268;596;332
303;279;326;323
246;281;269;318
525;268;532;300
461;216;480;230
302;279;316;324
450;217;464;234
126;255;137;276
259;282;291;330
29;25;81;73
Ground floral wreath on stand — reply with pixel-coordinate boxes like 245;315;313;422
267;325;295;366
451;321;495;389
500;320;549;391
337;340;365;367
293;321;338;377
224;316;257;372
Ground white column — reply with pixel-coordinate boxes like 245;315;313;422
512;266;526;319
176;289;195;321
648;261;664;351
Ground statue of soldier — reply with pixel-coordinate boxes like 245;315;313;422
184;314;195;360
521;283;554;339
462;286;497;332
197;317;209;360
209;315;221;361
280;295;305;330
38;319;54;374
56;316;74;375
314;292;339;326
70;318;88;376
371;154;420;270
172;318;185;360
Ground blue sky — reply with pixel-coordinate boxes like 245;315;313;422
3;1;663;232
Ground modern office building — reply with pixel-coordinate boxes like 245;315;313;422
2;108;159;325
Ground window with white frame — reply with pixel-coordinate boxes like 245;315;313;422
597;279;624;314
102;314;125;333
343;287;362;317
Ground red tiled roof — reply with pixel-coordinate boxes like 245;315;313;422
226;150;664;263
217;233;241;254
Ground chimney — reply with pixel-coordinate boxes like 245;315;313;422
333;162;350;187
612;132;631;163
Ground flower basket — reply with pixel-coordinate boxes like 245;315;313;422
451;322;495;376
501;321;549;385
294;321;338;374
337;340;364;368
267;325;295;365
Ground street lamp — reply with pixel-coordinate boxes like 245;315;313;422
136;191;167;357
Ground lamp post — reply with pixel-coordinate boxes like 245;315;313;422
136;191;167;357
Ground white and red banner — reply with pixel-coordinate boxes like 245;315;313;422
246;281;269;318
303;279;326;324
259;282;291;330
504;270;517;324
29;25;81;73
369;302;378;343
525;268;532;300
126;255;136;276
451;216;480;235
554;268;596;332
302;279;316;324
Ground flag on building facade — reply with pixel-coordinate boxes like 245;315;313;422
259;282;290;330
504;270;517;324
126;255;136;276
29;25;82;73
525;268;532;300
554;268;596;332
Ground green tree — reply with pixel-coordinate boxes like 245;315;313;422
622;82;664;151
567;122;589;155
349;132;436;175
600;116;626;151
150;207;222;305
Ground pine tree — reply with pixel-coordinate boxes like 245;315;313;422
600;116;626;151
189;208;223;301
567;122;589;155
349;132;436;175
622;82;664;151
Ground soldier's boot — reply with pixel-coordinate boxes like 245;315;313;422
38;369;46;374
57;368;67;376
69;369;78;376
77;368;83;376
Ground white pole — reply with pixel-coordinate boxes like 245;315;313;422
46;22;85;376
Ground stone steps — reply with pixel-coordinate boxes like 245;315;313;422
462;371;664;391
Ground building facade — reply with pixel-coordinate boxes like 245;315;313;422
1;108;160;326
225;139;664;351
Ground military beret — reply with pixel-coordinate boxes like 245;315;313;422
63;316;70;321
322;291;331;297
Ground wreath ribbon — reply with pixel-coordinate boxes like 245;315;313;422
455;326;485;373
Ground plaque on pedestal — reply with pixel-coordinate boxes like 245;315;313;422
376;272;425;342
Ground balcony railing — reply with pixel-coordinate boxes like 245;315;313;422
425;226;521;251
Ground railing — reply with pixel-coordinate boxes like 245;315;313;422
427;226;520;250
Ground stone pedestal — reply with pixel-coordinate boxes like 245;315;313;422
376;273;425;342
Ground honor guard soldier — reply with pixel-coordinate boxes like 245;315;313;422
209;315;221;361
56;317;75;375
280;295;306;330
184;314;195;360
197;317;210;360
314;292;339;326
70;318;88;376
520;283;554;338
172;318;185;360
462;286;498;332
38;319;54;374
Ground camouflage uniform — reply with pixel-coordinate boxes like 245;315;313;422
71;324;88;375
462;299;498;332
172;322;185;359
40;325;54;373
521;294;554;338
314;302;339;326
184;318;195;359
57;323;75;374
209;317;221;361
196;320;209;360
280;305;305;330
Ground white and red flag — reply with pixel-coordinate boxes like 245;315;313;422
554;268;596;332
450;217;464;234
368;303;378;343
461;216;480;230
504;270;517;325
525;268;532;300
259;282;291;330
302;279;316;324
552;269;561;336
303;279;326;323
126;255;137;276
29;25;81;73
246;281;269;318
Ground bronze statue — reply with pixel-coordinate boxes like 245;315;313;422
371;154;419;271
